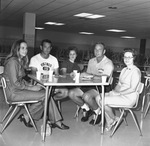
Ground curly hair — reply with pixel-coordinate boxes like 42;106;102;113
123;48;136;58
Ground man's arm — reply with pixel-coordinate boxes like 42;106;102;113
30;67;37;76
54;68;59;76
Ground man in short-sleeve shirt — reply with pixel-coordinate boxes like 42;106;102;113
29;39;69;130
68;42;114;125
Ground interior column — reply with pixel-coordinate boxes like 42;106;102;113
23;12;36;60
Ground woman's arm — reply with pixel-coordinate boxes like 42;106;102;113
6;59;42;91
119;69;141;95
60;68;67;75
6;59;30;90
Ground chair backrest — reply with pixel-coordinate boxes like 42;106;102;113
0;66;4;74
136;82;144;94
109;77;113;85
133;82;144;108
1;77;10;104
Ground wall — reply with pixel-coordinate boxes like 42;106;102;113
1;26;150;59
35;29;141;52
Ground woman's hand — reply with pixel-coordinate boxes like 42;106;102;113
70;72;75;78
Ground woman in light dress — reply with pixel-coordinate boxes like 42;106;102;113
95;48;141;131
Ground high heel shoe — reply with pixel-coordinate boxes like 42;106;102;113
50;122;69;130
18;114;33;128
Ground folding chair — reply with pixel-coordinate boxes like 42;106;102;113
144;93;150;118
1;77;40;133
110;82;144;137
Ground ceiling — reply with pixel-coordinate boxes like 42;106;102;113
1;0;150;39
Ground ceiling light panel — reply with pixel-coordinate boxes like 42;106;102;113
121;36;135;38
79;32;94;35
45;22;57;25
74;13;105;19
106;29;126;32
86;14;105;19
35;27;44;30
45;22;65;26
74;13;92;17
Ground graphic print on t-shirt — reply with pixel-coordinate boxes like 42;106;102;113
40;62;52;80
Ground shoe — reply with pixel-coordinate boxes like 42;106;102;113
105;117;119;132
89;114;101;125
18;114;33;128
51;123;69;130
81;109;93;122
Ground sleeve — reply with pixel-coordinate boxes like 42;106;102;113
130;69;141;90
86;60;92;74
61;61;67;69
76;63;81;72
6;60;30;90
54;58;59;69
29;56;39;69
103;62;114;76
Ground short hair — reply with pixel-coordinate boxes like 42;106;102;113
40;39;52;46
94;42;105;51
123;48;136;58
94;42;105;49
67;46;78;56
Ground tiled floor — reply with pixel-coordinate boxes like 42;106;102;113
0;88;150;146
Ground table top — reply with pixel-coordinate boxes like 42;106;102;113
28;74;110;86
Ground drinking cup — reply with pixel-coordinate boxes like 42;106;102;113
73;70;78;80
75;73;80;83
49;70;53;82
36;71;41;80
101;75;107;83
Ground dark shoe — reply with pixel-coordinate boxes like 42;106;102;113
81;109;93;122
18;114;33;128
51;123;69;130
89;114;101;125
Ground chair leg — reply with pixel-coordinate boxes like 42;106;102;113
144;102;150;118
110;110;125;137
129;109;142;136
94;109;101;125
141;94;146;112
24;104;38;132
1;105;18;134
57;100;61;112
1;105;13;123
74;105;80;118
119;109;128;126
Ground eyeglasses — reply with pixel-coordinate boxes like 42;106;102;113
123;56;133;59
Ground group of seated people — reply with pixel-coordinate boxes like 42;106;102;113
2;38;141;132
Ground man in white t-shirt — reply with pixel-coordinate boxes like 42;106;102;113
29;39;69;130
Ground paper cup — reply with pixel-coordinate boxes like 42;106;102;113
73;70;77;75
73;70;78;80
75;73;80;83
49;70;53;82
101;75;107;83
36;71;41;80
